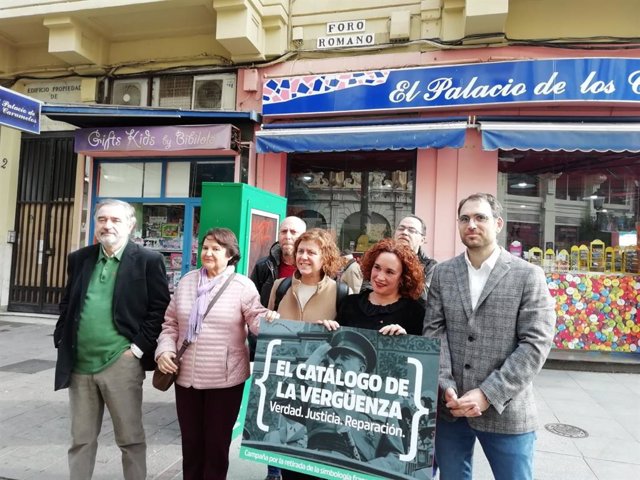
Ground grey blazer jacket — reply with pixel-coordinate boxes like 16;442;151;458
423;248;555;434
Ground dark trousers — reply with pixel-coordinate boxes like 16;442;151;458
175;383;244;480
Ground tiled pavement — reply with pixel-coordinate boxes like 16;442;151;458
1;314;639;480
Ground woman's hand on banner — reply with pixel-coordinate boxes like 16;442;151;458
379;324;407;336
317;319;340;331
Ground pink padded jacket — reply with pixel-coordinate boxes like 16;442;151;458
155;269;268;389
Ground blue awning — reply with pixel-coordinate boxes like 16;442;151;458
255;122;468;153
42;103;259;128
480;121;640;153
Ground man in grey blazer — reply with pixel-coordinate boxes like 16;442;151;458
423;193;555;480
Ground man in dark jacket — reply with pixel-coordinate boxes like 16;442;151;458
54;199;170;480
394;215;437;302
250;216;307;306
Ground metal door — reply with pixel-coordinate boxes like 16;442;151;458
8;134;76;313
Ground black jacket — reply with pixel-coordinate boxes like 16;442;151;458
418;248;438;290
249;242;282;307
54;242;170;390
336;290;425;336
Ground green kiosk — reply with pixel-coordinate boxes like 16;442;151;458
200;182;287;439
200;182;287;276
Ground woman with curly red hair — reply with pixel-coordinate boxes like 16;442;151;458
328;238;425;336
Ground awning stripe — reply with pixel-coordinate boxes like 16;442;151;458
256;122;468;153
480;121;640;153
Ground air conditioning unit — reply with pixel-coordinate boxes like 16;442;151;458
111;79;149;106
192;74;236;110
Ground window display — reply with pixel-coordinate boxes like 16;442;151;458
498;150;640;354
135;204;185;292
96;157;231;294
287;151;416;252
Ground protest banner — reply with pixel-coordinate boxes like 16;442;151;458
240;319;440;480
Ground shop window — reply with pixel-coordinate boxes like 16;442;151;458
498;149;640;272
166;162;191;197
191;160;234;197
500;150;640;355
554;225;578;252
98;162;164;197
287;151;415;252
506;222;541;253
165;160;235;197
98;163;144;197
132;203;185;292
142;162;162;197
555;173;583;201
507;174;539;196
95;157;232;294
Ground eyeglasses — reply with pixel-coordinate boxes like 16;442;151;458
396;225;423;235
457;214;492;225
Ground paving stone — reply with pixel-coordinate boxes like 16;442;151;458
1;316;639;480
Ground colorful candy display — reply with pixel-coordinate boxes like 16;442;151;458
547;273;640;353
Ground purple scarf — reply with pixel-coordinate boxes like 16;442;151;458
186;266;233;342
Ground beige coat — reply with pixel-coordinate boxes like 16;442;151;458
268;273;338;322
340;259;363;294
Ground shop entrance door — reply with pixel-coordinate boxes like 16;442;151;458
8;134;76;314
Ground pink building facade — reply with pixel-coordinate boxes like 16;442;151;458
242;46;640;355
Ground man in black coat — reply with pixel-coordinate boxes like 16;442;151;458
394;215;438;303
250;216;307;306
54;199;170;480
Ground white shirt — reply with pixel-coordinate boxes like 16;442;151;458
465;247;501;310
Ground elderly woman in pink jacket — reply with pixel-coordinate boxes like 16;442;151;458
155;227;278;480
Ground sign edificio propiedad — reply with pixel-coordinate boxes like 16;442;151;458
0;85;42;134
241;320;440;480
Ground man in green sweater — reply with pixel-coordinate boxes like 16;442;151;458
54;199;170;480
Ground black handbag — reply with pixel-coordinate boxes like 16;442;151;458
152;273;236;391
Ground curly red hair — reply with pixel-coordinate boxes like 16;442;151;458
360;239;425;300
294;228;342;278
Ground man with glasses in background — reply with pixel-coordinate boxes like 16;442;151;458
423;193;555;480
394;215;437;303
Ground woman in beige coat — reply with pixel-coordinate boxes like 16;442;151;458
268;228;344;322
267;228;344;480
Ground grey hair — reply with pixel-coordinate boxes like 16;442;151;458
94;199;137;228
